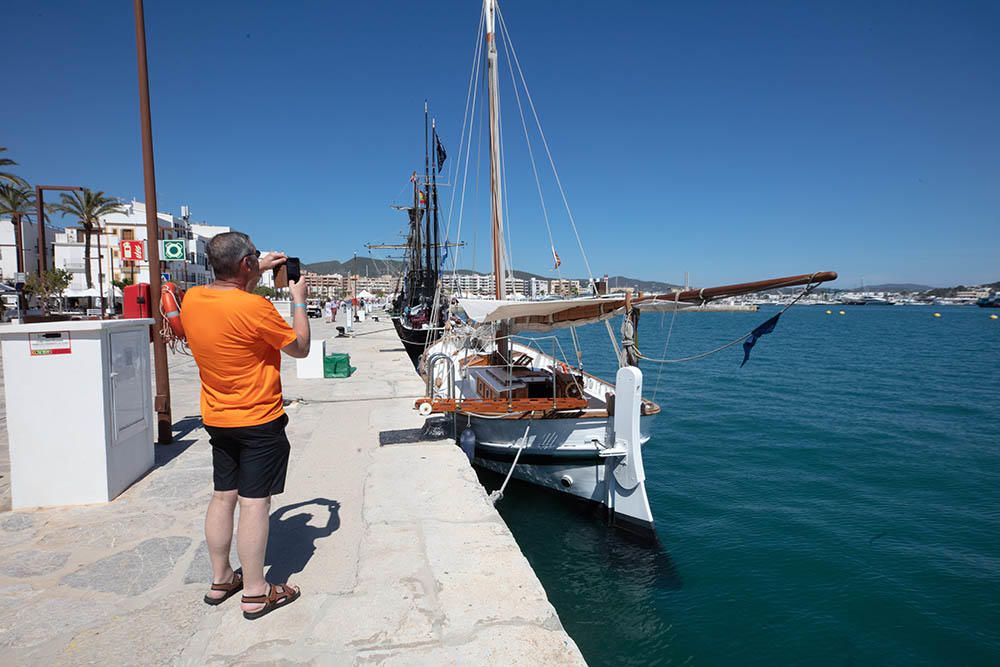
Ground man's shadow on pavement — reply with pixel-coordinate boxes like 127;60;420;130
265;498;340;583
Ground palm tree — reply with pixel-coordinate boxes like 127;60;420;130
0;183;37;274
50;189;123;288
0;147;25;186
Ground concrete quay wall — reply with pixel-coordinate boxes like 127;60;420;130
0;317;585;665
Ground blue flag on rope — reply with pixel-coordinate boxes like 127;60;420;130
740;312;782;367
439;242;449;269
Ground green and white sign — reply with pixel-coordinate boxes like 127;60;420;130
160;239;187;261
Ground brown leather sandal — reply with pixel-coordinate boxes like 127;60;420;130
241;583;301;620
203;569;243;606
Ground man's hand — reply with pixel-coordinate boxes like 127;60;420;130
282;276;312;358
289;276;307;305
259;252;287;272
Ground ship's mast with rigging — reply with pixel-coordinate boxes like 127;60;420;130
485;0;505;300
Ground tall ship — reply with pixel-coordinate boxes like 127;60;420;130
386;105;452;367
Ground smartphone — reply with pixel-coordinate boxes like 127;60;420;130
273;257;301;288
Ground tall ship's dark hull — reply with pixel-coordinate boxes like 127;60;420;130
392;316;441;368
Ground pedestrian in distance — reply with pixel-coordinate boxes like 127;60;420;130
180;231;311;620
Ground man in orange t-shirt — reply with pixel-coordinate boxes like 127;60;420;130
181;231;310;620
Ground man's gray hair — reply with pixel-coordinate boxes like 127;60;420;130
207;231;255;279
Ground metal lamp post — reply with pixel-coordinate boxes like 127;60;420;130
134;0;171;444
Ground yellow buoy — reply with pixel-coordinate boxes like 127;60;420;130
826;310;832;315
991;314;998;320
838;310;845;315
933;312;941;318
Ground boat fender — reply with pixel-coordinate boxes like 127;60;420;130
418;402;433;417
459;428;477;461
160;282;186;341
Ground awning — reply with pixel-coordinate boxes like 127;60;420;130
455;296;693;332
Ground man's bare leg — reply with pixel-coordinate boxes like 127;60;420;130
237;496;299;613
205;489;239;600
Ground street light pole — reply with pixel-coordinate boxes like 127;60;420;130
134;0;172;444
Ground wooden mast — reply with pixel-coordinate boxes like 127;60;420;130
485;0;504;301
484;0;511;361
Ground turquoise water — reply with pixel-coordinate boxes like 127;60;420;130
484;306;1000;665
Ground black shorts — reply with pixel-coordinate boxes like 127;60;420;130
206;414;291;498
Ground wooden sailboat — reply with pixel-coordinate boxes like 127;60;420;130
414;0;837;537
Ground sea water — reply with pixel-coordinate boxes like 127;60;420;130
484;306;1000;665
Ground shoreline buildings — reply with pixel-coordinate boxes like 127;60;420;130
2;200;230;314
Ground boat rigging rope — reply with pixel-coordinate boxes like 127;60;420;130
636;277;820;365
489;424;530;505
443;3;486;280
651;291;681;401
497;17;583;366
496;5;614;361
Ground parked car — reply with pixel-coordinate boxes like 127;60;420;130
306;300;323;318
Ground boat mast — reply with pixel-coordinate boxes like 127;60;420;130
485;0;504;300
432;119;441;276
424;101;433;293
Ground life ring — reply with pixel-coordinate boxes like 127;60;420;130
160;282;186;341
418;402;434;417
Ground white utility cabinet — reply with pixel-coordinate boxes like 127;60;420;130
0;319;155;509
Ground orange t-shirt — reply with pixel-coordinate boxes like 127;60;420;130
180;287;298;428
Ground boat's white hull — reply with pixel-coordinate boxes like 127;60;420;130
423;338;657;537
461;411;656;537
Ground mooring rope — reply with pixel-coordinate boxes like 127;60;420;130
489;424;530;505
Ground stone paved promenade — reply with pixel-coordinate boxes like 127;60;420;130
0;315;585;665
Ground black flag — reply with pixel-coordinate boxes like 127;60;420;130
740;312;782;367
435;132;447;173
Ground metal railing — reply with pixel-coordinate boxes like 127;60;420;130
425;353;456;400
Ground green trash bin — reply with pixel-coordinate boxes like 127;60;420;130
323;352;356;378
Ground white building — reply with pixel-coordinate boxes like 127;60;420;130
529;277;549;299
0;217;59;282
52;200;228;307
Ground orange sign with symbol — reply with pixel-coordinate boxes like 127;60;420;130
119;240;145;262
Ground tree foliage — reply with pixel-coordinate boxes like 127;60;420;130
0;147;25;187
49;189;124;289
0;183;36;219
23;269;73;314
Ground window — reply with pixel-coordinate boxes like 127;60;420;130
121;228;134;240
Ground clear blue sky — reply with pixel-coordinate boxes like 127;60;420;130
4;1;998;287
